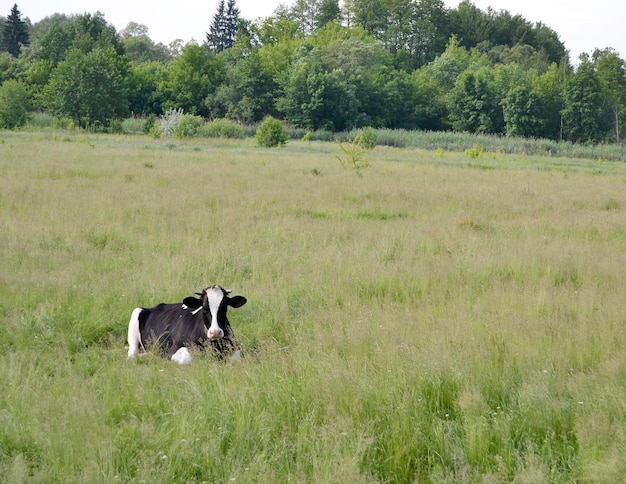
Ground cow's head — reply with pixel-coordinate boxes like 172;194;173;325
184;285;247;340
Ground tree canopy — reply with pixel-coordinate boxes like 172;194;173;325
2;4;29;57
0;1;624;143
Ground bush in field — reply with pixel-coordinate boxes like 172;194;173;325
335;127;377;175
108;118;123;134
354;126;378;149
159;107;184;137
0;79;30;129
465;144;485;159
174;114;204;138
200;118;245;139
142;114;157;134
256;116;289;147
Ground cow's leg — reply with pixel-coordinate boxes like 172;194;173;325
171;346;193;364
127;308;144;358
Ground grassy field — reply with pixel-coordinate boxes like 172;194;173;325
0;131;625;482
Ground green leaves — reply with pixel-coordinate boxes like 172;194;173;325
43;48;129;128
0;79;30;128
255;115;289;147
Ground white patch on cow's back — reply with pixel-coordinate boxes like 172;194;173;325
171;346;193;364
206;286;225;339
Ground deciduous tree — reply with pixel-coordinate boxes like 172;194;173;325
43;48;129;128
593;48;626;142
561;54;605;142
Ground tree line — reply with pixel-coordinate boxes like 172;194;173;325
1;1;625;143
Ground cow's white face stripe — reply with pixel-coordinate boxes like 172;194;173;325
206;286;225;339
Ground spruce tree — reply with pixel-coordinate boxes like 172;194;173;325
2;4;29;57
206;0;239;53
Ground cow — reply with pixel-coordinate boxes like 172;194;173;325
127;285;247;364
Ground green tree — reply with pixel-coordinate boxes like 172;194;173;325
561;55;605;142
290;0;321;35
0;78;30;128
502;85;545;137
532;62;566;140
120;22;171;64
161;43;225;117
0;50;19;82
39;22;74;65
448;66;503;134
277;45;358;131
71;12;123;55
43;47;129;128
353;0;448;70
593;48;626;142
24;59;54;109
207;48;278;123
126;60;167;115
316;0;342;29
206;0;239;53
38;12;122;65
409;68;449;130
256;115;289;147
448;2;566;64
2;4;29;57
314;27;388;127
425;35;471;91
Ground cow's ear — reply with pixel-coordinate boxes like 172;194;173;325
182;296;203;309
227;295;247;308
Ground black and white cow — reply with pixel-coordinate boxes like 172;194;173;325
127;285;247;364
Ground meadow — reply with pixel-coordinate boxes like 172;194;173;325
0;131;625;482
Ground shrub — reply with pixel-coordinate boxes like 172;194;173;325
142;114;157;134
0;79;30;129
256;116;289;147
355;126;378;149
200;118;245;139
465;144;485;159
159;107;184;137
174;114;204;138
108;119;123;134
336;134;371;177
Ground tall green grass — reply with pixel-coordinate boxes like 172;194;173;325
1;131;625;481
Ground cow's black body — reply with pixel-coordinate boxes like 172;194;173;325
127;285;246;362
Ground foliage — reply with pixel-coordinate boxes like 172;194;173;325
562;55;606;143
0;79;30;128
42;47;129;128
2;4;29;57
449;67;503;134
200;118;245;139
206;0;240;53
206;48;278;124
142;113;157;134
161;44;225;117
335;129;373;176
465;143;485;159
4;1;626;143
502;85;546;137
159;107;184;137
278;45;358;131
255;115;289;147
355;125;377;149
174;113;204;138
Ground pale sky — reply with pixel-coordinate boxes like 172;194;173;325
12;0;626;62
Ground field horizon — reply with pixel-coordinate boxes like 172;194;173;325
1;131;625;482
